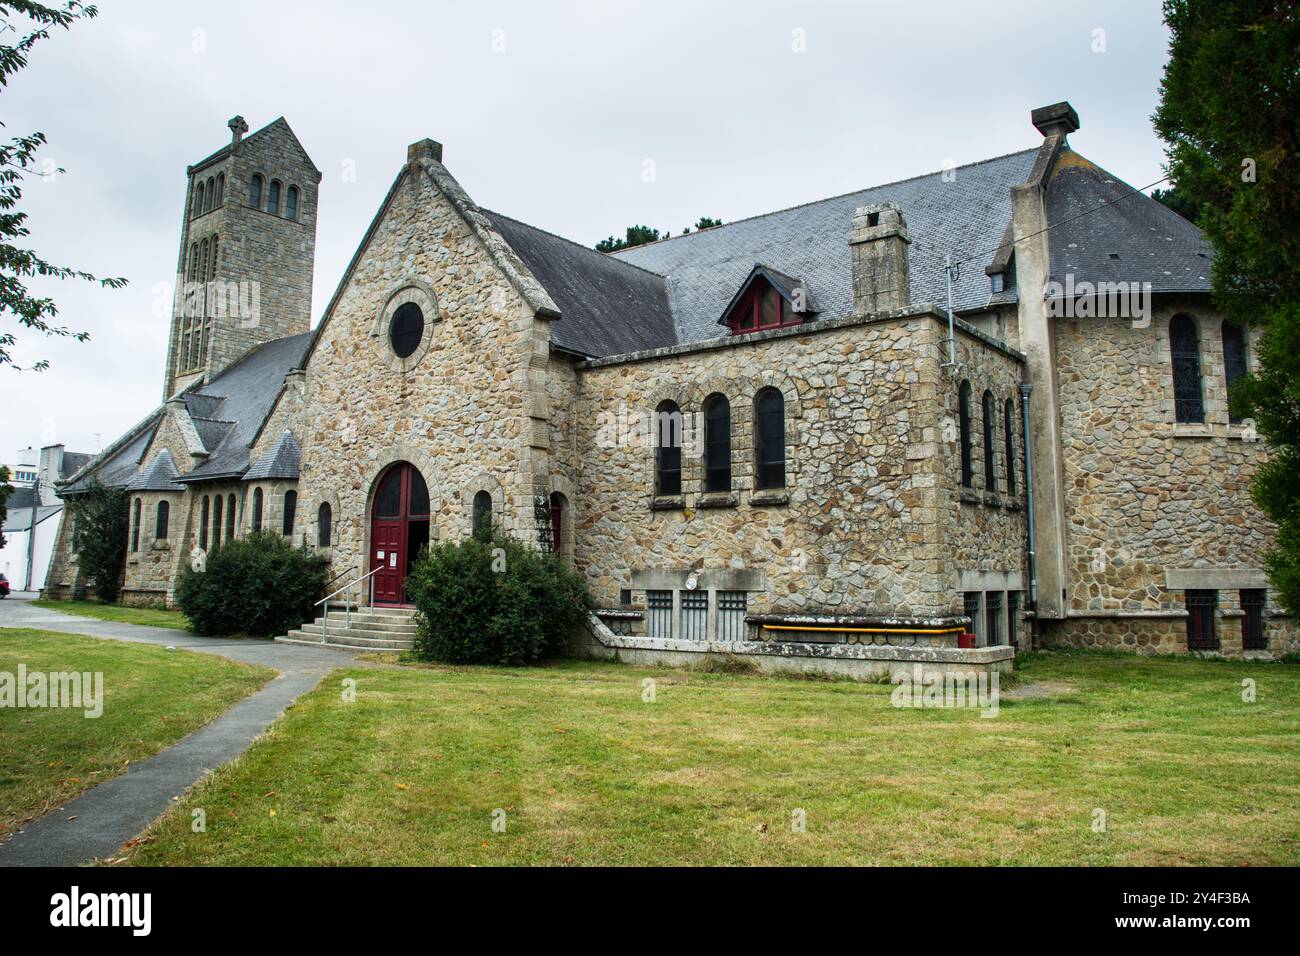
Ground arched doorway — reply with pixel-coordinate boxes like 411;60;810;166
370;462;430;605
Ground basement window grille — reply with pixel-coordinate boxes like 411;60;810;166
985;591;1003;646
1185;589;1219;650
1007;591;1020;649
681;590;709;641
963;592;982;643
646;590;674;639
1241;589;1267;651
717;591;748;642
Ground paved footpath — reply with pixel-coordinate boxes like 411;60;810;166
0;596;357;866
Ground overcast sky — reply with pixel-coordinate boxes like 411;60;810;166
2;0;1173;469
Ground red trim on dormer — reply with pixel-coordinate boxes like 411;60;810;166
724;279;805;336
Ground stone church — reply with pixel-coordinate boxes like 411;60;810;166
44;103;1296;675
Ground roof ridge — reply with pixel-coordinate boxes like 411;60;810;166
483;208;669;279
612;146;1041;256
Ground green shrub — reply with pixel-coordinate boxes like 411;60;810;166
66;481;130;604
406;531;593;666
175;530;328;637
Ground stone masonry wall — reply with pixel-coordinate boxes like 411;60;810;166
164;121;318;399
293;160;545;590
1043;295;1297;655
572;309;997;623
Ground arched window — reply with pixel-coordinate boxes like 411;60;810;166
267;179;281;215
472;490;492;540
199;238;210;283
982;390;997;491
215;172;224;206
1004;397;1017;496
703;393;732;493
282;490;297;536
199;495;210;550
251;487;263;532
188;243;199;280
210;235;219;278
156;500;170;540
1222;320;1248;424
317;502;332;547
131;497;141;552
958;381;973;488
754;387;786;490
205;176;215;212
212;494;223;550
550;492;567;554
226;493;236;541
194;181;204;217
286;185;299;220
654;400;683;496
1170;315;1204;424
249;174;263;208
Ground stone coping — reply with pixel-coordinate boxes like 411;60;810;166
575;305;1026;370
595;608;644;620
747;612;971;630
584;614;1011;664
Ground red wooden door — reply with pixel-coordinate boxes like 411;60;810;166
369;462;430;606
370;519;404;605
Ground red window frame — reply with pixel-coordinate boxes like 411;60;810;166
725;282;803;335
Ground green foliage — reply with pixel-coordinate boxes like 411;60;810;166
65;481;128;603
406;530;593;666
175;530;328;637
1150;185;1203;225
1154;0;1300;613
0;1;126;370
595;224;661;253
595;216;722;252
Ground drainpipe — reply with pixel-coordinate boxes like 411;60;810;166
942;255;959;369
1019;382;1037;612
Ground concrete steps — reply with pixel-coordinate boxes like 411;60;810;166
275;606;417;652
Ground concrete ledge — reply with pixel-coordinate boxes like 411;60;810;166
1164;568;1270;590
574;614;1012;681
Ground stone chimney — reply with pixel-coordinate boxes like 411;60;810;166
1031;101;1079;140
850;203;910;315
407;138;444;166
228;115;249;145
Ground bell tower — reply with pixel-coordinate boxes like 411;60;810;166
163;115;321;399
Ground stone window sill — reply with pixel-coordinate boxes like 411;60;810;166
697;493;738;509
958;488;982;505
127;555;140;565
1172;423;1214;439
650;495;686;511
152;541;171;551
750;490;790;507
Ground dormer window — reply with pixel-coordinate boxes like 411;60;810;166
720;265;813;336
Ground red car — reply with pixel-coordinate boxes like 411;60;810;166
0;573;9;598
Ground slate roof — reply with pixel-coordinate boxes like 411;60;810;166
611;149;1041;344
244;430;301;481
5;486;37;511
59;415;159;495
58;452;93;479
1045;151;1212;293
3;504;61;534
126;449;186;492
177;331;313;481
484;211;676;357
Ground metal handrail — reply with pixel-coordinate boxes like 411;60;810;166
316;565;383;642
316;566;376;607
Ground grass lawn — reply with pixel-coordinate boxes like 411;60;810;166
33;599;191;631
0;628;275;836
124;650;1300;866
